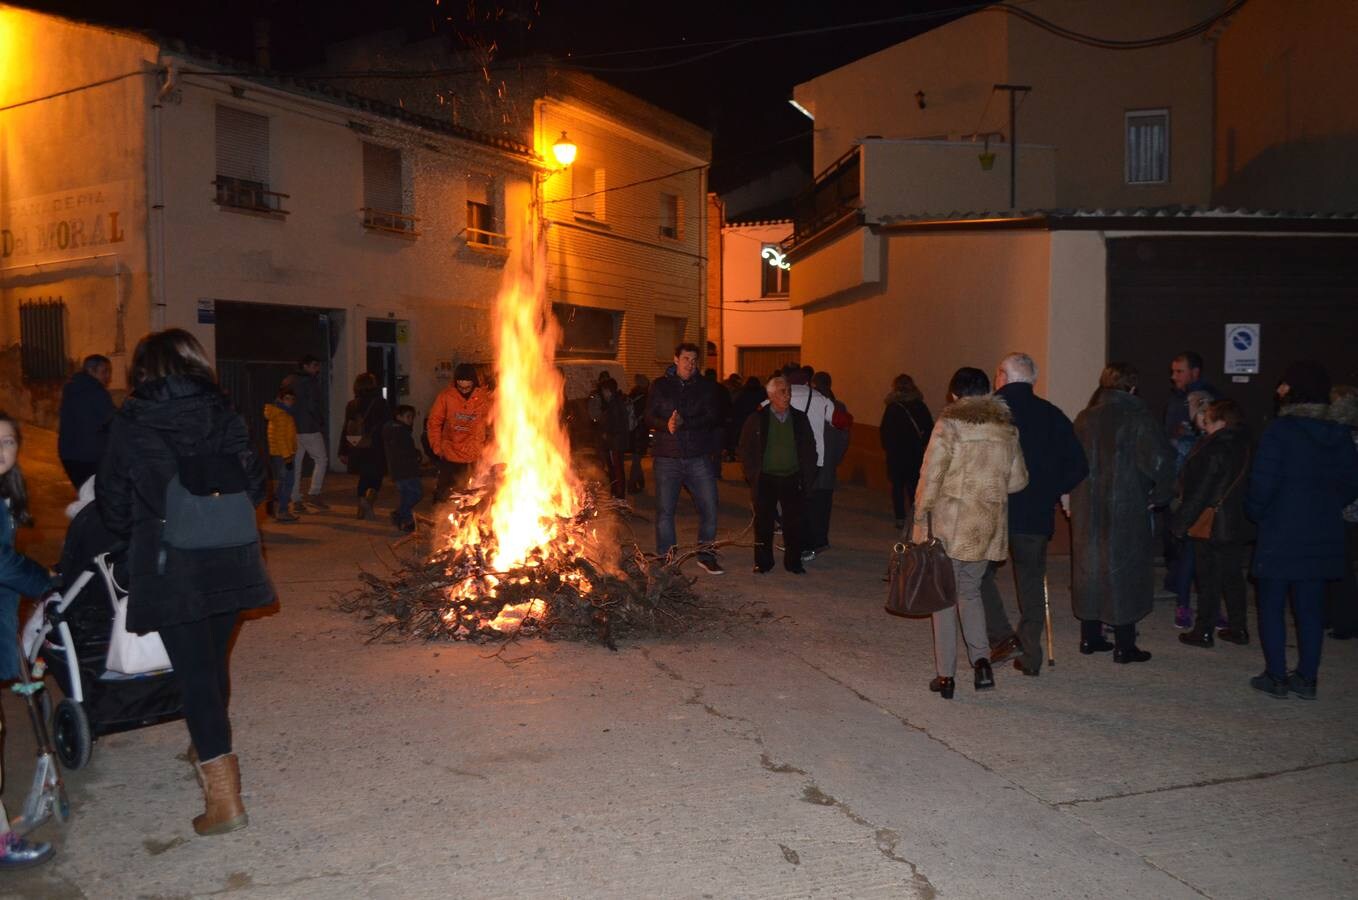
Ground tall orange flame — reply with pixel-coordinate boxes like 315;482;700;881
479;212;581;571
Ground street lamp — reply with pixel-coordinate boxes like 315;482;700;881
551;131;577;168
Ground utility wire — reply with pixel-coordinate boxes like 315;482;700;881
0;69;147;113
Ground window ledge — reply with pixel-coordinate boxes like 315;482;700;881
215;201;289;221
572;215;611;230
362;222;421;240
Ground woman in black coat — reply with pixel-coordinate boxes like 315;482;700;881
1244;362;1358;699
339;372;391;519
879;373;933;529
98;328;272;836
1171;399;1254;647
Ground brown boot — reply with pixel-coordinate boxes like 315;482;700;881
193;754;248;836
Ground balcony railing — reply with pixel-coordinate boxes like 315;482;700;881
213;177;290;216
362;208;421;237
463;227;511;253
790;145;861;249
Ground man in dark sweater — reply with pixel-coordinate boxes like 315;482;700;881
981;353;1090;674
738;375;817;574
57;354;115;488
646;343;725;574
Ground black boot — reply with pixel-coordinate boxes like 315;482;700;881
928;676;955;699
1179;629;1214;648
1079;619;1113;654
973;658;995;691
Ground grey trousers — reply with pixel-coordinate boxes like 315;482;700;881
932;558;990;677
980;533;1050;669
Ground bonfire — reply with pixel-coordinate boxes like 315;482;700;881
339;213;710;648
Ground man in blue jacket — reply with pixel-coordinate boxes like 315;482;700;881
57;354;115;488
981;352;1090;675
646;343;724;575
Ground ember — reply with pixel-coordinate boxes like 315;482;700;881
339;213;713;648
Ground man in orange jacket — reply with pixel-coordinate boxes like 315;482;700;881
428;363;491;501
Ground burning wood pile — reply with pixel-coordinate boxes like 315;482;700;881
339;486;710;649
338;215;714;649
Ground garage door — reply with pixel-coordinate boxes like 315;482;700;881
737;346;802;381
1107;236;1358;429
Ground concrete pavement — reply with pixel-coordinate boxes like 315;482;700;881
3;441;1356;898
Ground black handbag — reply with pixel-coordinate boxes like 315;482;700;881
885;513;956;617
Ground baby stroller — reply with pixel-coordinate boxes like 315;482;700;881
22;502;182;770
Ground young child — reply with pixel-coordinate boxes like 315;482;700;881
0;412;57;869
263;387;300;523
382;404;423;533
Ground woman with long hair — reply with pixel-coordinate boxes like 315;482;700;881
881;374;933;530
98;328;272;835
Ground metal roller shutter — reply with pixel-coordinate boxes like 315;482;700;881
1107;235;1358;428
363;143;403;213
215;105;270;184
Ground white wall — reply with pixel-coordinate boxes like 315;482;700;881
158;73;534;442
720;222;801;375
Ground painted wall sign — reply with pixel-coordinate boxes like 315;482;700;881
1;181;131;264
1224;323;1260;375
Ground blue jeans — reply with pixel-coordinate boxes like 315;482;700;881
1258;578;1326;681
653;455;719;563
394;478;422;526
271;456;294;511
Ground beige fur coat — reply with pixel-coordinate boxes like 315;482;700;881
911;395;1029;562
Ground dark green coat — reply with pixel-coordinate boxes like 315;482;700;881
1070;389;1176;625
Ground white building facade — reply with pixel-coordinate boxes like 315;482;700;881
1;7;541;455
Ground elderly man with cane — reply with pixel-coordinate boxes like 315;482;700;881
980;352;1089;675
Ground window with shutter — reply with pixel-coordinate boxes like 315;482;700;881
659;193;679;239
360;143;417;234
1125;109;1170;184
363;143;403;213
215;105;286;213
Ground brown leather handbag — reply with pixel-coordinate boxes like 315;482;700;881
1187;451;1250;541
885;513;956;617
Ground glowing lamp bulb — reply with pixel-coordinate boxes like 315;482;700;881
552;131;577;167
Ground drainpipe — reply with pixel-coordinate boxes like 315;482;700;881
148;58;175;330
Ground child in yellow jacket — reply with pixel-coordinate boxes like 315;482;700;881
263;386;299;522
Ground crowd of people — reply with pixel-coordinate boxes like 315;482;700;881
893;350;1358;702
0;331;1353;869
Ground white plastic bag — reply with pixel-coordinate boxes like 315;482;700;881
105;594;171;675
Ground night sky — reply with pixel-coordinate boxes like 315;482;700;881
30;0;973;190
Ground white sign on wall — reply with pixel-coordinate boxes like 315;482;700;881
1224;323;1260;375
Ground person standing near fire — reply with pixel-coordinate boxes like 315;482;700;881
428;363;491;502
646;343;724;575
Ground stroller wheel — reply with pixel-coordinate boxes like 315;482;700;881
53;699;92;770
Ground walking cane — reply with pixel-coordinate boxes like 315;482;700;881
1043;575;1055;666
